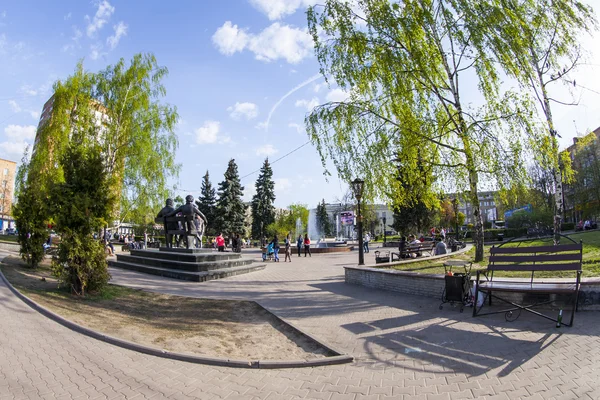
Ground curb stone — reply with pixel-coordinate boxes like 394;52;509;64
0;268;353;369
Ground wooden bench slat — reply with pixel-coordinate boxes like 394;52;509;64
490;254;582;263
490;244;582;254
478;281;578;293
487;262;582;271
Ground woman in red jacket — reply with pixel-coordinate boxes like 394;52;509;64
303;234;311;257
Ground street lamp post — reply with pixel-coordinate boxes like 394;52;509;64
351;178;365;266
382;216;387;244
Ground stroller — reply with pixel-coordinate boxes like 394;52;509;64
262;243;274;261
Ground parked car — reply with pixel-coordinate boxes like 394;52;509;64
5;228;16;235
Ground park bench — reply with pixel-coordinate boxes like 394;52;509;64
374;250;390;263
472;236;583;327
391;241;436;261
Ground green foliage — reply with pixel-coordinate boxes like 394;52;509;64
174;195;184;208
482;0;597;238
251;159;276;239
215;159;246;236
305;0;534;261
266;204;309;239
571;132;600;219
506;209;553;230
50;144;115;295
13;147;48;267
196;171;217;236
316;199;332;237
392;201;435;237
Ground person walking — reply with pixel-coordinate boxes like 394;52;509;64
284;233;292;262
216;233;225;252
271;234;280;262
297;234;303;257
364;232;370;253
304;234;311;257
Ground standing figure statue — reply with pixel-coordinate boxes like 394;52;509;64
166;195;208;249
156;198;178;248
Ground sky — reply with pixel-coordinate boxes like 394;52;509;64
1;0;600;209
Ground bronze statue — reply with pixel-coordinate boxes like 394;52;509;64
156;198;178;247
166;195;208;249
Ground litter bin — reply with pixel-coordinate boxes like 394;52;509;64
497;233;504;241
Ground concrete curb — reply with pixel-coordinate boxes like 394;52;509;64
0;269;353;369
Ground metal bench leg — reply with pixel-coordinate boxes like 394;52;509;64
472;282;480;317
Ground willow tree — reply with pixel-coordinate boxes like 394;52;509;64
27;53;178;228
480;0;597;243
306;0;528;261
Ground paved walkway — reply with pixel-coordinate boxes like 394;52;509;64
1;248;600;399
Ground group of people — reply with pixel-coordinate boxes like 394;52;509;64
396;234;448;258
263;233;312;262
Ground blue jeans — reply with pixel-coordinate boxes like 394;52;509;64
364;242;369;253
273;248;279;261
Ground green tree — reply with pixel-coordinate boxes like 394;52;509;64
266;203;309;239
13;147;48;267
392;202;435;237
251;158;276;239
29;54;179;232
306;0;528;261
571;133;600;219
482;0;597;242
50;142;115;295
174;195;184;208
316;199;332;237
215;159;246;236
196;171;217;236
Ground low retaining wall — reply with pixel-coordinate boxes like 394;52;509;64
345;266;600;308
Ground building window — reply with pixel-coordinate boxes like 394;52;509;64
2;168;7;176
2;181;6;188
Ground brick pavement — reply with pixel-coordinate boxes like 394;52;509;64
1;248;600;399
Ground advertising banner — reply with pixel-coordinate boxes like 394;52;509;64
340;211;354;226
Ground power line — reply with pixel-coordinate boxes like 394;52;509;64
240;140;312;181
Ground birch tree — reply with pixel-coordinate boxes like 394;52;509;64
306;0;529;261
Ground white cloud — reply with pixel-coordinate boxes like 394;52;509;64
19;85;37;96
249;0;318;20
4;124;37;140
295;97;320;111
1;11;6;18
213;21;313;64
326;88;350;103
107;21;128;50
86;0;115;37
212;21;249;56
195;120;224;144
29;111;40;120
90;44;105;60
288;123;304;134
275;178;292;194
227;102;259;120
8;100;21;113
313;82;323;93
0;141;28;157
64;12;72;20
256;144;279;156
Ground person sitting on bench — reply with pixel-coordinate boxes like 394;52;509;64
408;235;422;258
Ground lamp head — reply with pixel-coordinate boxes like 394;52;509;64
351;178;364;201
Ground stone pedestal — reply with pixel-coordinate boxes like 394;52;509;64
109;247;265;282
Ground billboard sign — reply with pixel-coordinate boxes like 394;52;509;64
340;211;354;226
504;204;532;219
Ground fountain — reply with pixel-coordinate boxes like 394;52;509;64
306;208;353;253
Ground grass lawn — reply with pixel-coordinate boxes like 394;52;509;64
384;231;600;278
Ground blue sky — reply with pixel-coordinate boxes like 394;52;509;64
1;0;600;209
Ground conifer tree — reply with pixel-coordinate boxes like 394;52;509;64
215;159;246;236
251;158;276;240
196;171;217;236
316;199;332;237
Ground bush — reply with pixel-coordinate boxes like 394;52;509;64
52;234;110;295
561;223;575;231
